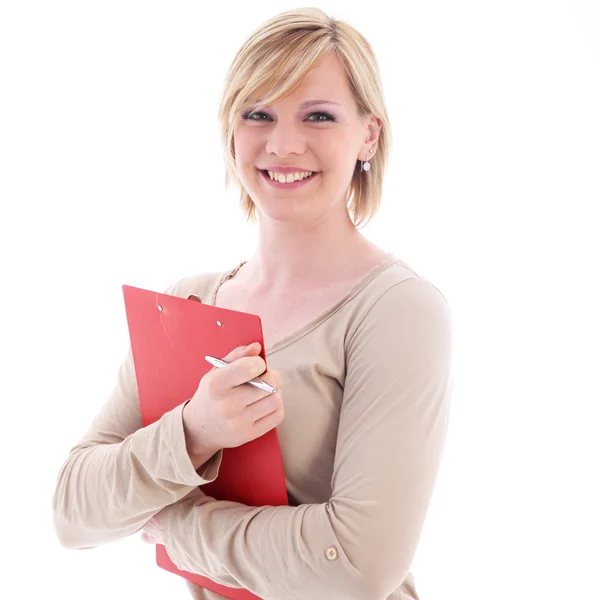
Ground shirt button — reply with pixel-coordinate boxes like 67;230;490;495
325;546;338;561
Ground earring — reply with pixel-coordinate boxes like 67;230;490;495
361;148;374;172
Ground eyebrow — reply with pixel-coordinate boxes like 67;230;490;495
250;100;341;109
299;100;341;108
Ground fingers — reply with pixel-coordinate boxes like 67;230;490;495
193;341;285;449
212;344;281;392
224;342;262;362
246;388;284;423
250;361;281;390
208;355;263;391
250;396;285;440
206;343;257;374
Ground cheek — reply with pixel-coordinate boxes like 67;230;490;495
233;136;262;168
233;126;258;150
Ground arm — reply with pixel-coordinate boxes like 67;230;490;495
160;277;454;600
52;284;224;550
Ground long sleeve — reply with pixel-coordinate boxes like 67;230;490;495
52;283;224;550
160;277;454;600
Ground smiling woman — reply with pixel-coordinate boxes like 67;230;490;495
228;50;384;225
52;7;453;600
217;9;392;228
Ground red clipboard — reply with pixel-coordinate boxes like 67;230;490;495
122;284;289;600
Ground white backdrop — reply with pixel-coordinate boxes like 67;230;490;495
1;1;599;599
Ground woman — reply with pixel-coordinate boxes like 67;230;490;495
52;8;453;600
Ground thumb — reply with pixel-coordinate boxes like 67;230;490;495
206;342;262;375
226;342;262;362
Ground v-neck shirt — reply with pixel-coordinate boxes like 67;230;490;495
52;253;453;600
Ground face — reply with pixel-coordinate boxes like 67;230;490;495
233;53;381;222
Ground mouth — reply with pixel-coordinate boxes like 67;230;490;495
258;168;320;189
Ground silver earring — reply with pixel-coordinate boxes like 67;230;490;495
361;148;374;172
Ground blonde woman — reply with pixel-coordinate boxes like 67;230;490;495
52;8;453;600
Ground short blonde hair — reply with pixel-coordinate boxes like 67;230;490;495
217;7;392;229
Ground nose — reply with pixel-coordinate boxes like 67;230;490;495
264;118;307;159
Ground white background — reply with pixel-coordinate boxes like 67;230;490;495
1;1;599;599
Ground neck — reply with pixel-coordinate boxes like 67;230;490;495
243;211;382;294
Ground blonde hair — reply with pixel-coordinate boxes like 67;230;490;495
217;7;392;229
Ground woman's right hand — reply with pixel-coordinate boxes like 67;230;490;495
182;342;284;457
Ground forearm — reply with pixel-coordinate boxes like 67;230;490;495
162;497;370;600
53;403;221;550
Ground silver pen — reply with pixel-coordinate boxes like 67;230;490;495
204;355;276;394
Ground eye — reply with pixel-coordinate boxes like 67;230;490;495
307;112;335;122
241;111;269;121
241;111;335;123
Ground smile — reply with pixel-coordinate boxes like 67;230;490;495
258;169;320;190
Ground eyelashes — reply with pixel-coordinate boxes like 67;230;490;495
241;111;336;123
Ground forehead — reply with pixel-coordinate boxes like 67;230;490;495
254;53;352;108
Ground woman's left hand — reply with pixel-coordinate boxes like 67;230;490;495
141;489;215;545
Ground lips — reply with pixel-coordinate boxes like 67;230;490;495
259;168;318;180
257;168;320;189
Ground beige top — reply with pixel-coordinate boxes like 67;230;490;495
52;253;454;600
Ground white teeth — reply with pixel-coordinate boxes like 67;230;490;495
267;170;314;183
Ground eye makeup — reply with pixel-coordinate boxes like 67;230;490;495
241;110;336;123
